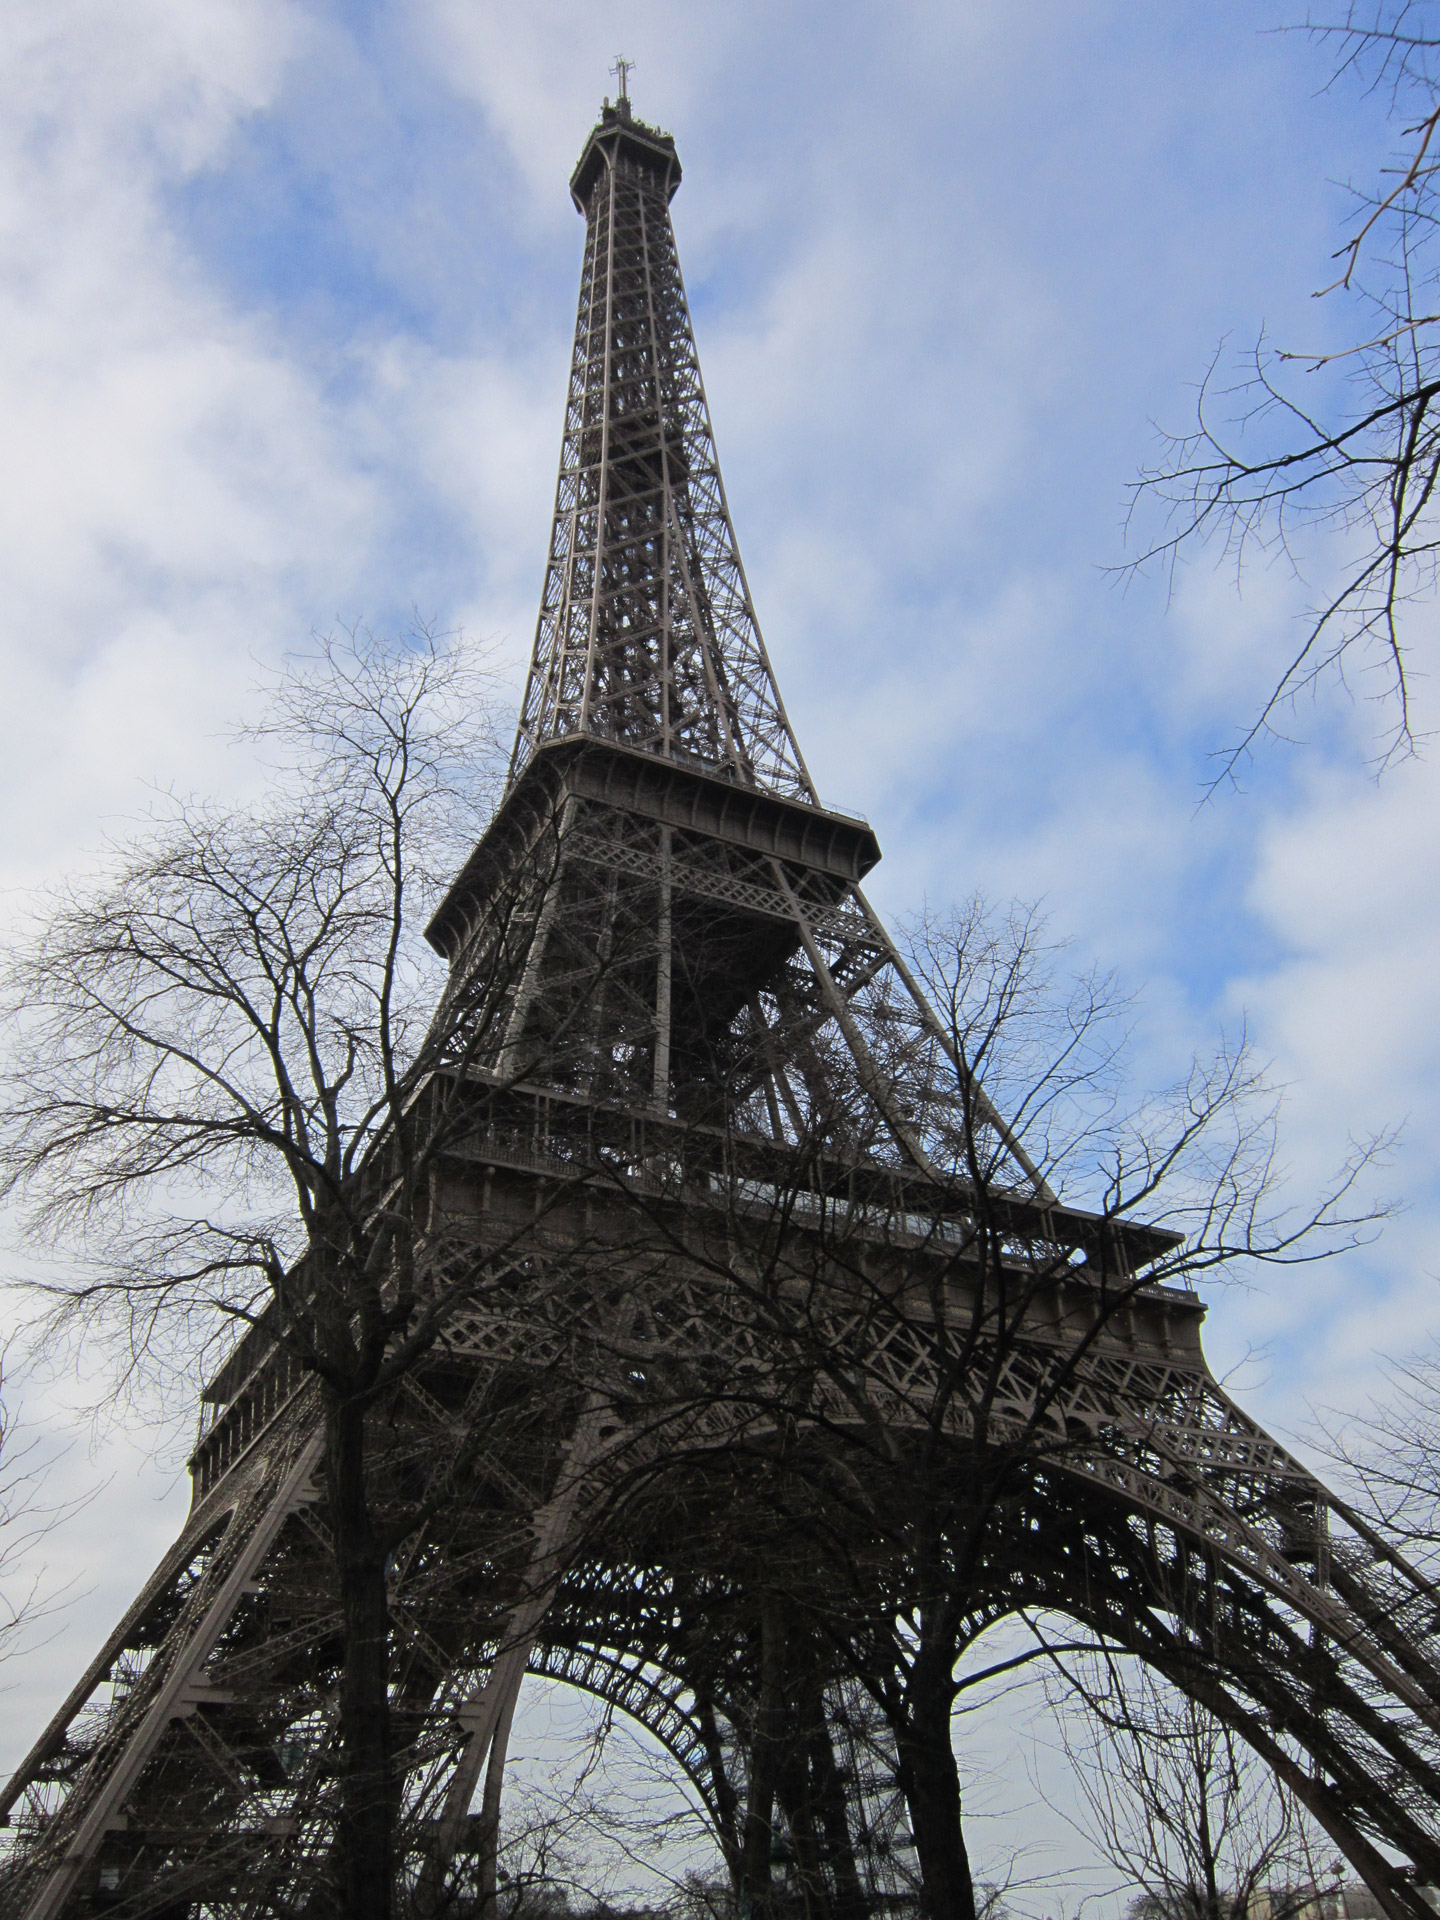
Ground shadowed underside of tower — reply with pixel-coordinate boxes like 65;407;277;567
5;97;1440;1920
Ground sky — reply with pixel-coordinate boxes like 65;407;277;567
1;0;1437;1903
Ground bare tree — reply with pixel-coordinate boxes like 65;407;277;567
568;899;1386;1920
1130;3;1440;782
1324;1337;1440;1576
1042;1651;1340;1920
0;629;591;1920
0;1350;75;1679
489;1690;729;1920
825;908;1378;1920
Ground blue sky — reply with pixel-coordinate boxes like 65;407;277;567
2;0;1438;1897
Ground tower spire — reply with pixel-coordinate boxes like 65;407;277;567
509;102;816;802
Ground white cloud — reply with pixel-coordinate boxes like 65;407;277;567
0;0;384;1752
0;3;396;891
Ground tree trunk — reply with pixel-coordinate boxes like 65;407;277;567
895;1656;977;1920
741;1601;789;1920
328;1392;394;1920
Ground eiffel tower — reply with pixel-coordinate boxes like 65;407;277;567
6;91;1440;1920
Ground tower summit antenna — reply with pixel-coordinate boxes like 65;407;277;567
609;54;634;103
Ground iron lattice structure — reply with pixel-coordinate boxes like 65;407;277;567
6;98;1440;1920
509;106;813;800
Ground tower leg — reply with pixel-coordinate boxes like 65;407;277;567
15;1428;324;1920
772;1678;871;1920
423;1401;610;1908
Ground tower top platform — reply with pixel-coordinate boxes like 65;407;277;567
570;99;681;211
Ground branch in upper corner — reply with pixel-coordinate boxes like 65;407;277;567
1125;5;1440;791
